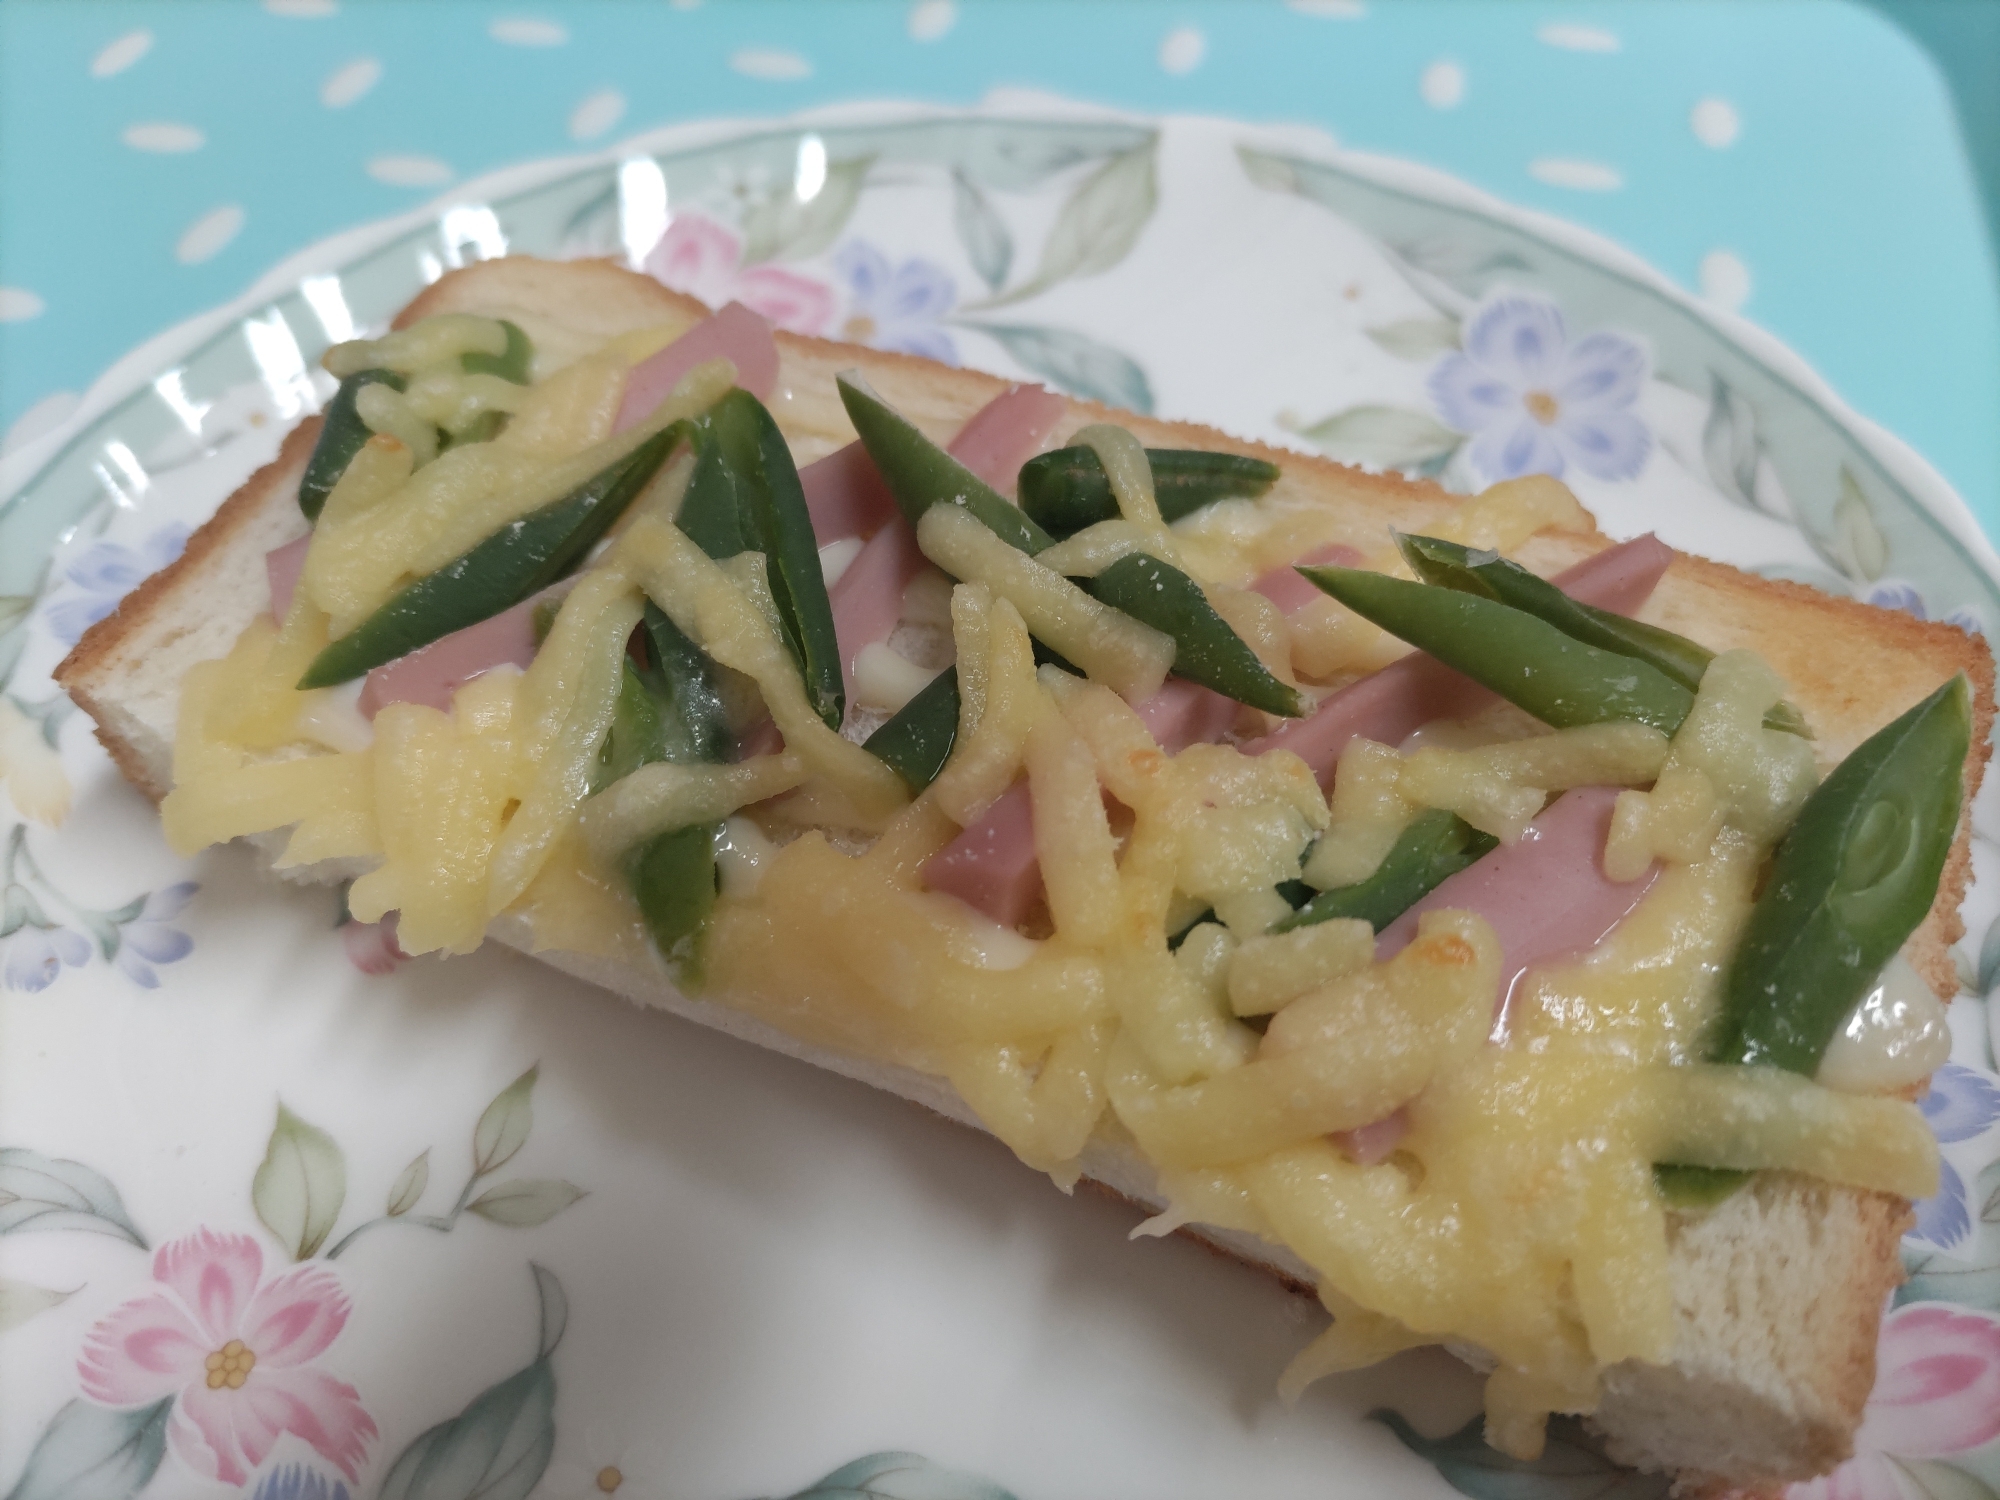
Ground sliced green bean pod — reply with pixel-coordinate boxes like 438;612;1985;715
673;390;845;732
837;375;1056;555
297;368;407;523
841;376;1300;721
460;319;533;384
1652;1165;1751;1208
596;606;738;792
1086;553;1304;717
673;393;761;560
1712;674;1968;1072
597;660;672;793
1018;447;1280;539
1301;565;1696;735
298;424;683;688
862;647;1090;794
1395;533;1809;737
639;602;736;767
1272;810;1498;935
1655;674;1968;1207
630;823;719;974
863;667;962;793
608;603;737;973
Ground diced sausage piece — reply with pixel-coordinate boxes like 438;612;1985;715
614;301;778;429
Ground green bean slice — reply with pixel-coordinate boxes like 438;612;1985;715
298;424;682;688
863;667;962;793
1086;553;1304;717
840;376;1299;721
837;375;1056;556
1019;447;1280;539
1712;674;1968;1073
1301;565;1695;735
1272;810;1498;935
460;320;532;384
639;602;736;767
1655;675;1968;1207
596;604;737;792
297;368;406;523
674;390;845;732
1395;533;1809;737
608;603;737;976
630;822;719;976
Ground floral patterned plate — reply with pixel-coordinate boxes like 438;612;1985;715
3;98;1999;1500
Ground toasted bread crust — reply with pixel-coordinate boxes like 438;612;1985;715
51;255;1995;1487
60;416;323;802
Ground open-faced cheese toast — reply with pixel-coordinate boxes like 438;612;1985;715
58;255;1995;1490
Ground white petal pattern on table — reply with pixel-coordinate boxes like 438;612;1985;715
907;0;956;41
569;89;627;143
121;122;205;154
490;17;569;47
264;0;338;15
175;205;244;266
1420;59;1464;109
1158;27;1207;75
1287;0;1366;16
0;288;46;323
730;48;812;81
367;155;453;188
1529;157;1623;191
1691;97;1741;149
321;58;382;109
90;30;152;78
1537;23;1620;52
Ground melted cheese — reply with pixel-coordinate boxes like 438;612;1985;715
164;328;1947;1463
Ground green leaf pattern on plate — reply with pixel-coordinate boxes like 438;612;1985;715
386;1149;430;1218
966;323;1154;414
951;168;1013;293
1283;405;1462;475
775;1451;1020;1500
464;1178;587;1228
1366;316;1463;361
473;1065;538;1176
966;137;1157;310
0;1147;147;1247
1371;1412;1669;1500
0;1278;73;1335
742;154;876;265
252;1102;348;1261
0;1398;170;1500
376;1264;567;1500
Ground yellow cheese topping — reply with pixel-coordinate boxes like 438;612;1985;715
165;319;1941;1461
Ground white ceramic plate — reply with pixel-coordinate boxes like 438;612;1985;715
5;100;2000;1500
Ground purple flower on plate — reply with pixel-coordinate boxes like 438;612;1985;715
45;522;191;646
3;923;91;991
1429;294;1651;486
253;1465;350;1500
1865;581;1986;637
113;881;198;988
1866;581;1927;618
831;241;959;364
1909;1064;2000;1252
1920;1063;2000;1143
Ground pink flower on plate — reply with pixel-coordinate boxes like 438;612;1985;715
1787;1303;2000;1500
641;214;835;334
77;1228;376;1485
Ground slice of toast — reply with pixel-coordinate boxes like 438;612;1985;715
56;256;1995;1489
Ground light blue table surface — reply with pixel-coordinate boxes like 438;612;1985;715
2;0;1996;534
